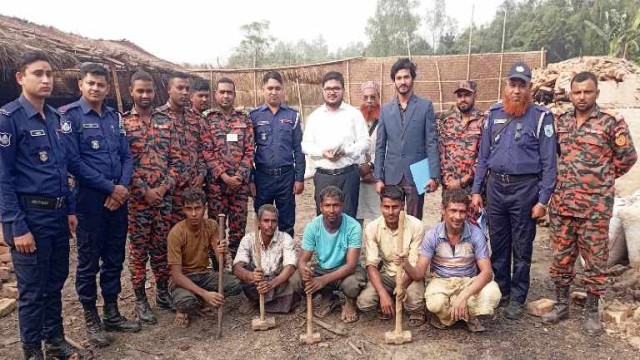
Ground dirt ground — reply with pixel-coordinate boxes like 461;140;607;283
1;110;639;360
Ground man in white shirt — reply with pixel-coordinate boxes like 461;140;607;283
302;71;369;218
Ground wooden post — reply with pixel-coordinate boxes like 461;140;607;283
379;62;384;101
253;70;258;107
346;60;351;104
110;66;124;113
209;71;214;107
435;60;444;112
497;10;507;100
540;47;546;68
466;5;474;80
295;78;304;121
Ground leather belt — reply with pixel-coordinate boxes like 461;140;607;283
256;165;293;176
316;164;357;176
489;172;539;184
21;195;66;210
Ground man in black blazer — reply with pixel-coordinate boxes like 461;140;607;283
374;58;441;219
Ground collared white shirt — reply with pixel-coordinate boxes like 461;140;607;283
233;230;297;277
302;102;369;170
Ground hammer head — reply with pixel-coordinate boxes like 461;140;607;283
299;332;321;345
251;316;276;331
384;330;412;345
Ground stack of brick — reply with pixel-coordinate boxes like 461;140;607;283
0;230;17;317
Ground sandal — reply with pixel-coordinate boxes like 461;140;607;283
429;315;447;330
408;313;426;327
377;310;391;320
314;295;337;318
466;317;486;332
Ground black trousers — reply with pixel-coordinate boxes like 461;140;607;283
313;165;360;218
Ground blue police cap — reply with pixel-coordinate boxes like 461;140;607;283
507;61;532;84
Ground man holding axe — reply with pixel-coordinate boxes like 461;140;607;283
167;188;242;328
298;186;366;324
398;189;501;332
233;204;302;322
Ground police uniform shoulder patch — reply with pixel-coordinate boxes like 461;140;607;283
544;124;554;137
60;120;72;134
0;132;11;147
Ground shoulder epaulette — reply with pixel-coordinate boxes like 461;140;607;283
533;104;551;115
58;102;80;115
0;100;21;117
489;102;504;111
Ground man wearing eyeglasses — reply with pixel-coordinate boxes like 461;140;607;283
302;71;369;218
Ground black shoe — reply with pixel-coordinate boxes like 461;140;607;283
542;286;570;324
44;337;92;359
155;281;173;310
504;301;524;320
22;343;44;360
103;302;142;333
82;305;110;348
584;293;603;336
134;287;158;324
497;295;510;308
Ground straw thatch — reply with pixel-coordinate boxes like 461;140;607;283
0;15;184;108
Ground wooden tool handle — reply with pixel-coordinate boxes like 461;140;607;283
254;228;265;322
216;214;226;338
306;293;313;336
395;211;405;334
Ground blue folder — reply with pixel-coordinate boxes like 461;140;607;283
409;158;431;195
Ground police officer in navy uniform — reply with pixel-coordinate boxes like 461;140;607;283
59;63;141;347
248;71;305;238
0;51;95;359
471;61;557;320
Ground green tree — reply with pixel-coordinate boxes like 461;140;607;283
227;20;275;68
366;0;430;56
424;0;457;54
585;7;640;58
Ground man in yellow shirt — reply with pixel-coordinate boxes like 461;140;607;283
356;186;426;326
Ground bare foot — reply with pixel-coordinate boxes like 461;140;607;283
340;298;358;323
174;311;190;328
466;317;486;332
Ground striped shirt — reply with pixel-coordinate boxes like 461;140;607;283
420;221;489;278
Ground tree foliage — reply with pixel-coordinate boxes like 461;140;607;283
222;0;640;68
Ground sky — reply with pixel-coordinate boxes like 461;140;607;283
0;0;505;65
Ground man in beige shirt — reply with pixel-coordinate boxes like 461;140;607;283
356;186;426;326
233;204;302;314
167;188;242;328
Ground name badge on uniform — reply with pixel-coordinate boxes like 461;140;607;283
256;121;269;126
227;133;238;142
83;123;100;129
61;120;72;134
494;118;507;124
30;129;46;137
91;140;100;150
0;133;11;147
39;150;48;162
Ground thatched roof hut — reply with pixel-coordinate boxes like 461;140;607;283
0;15;183;109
